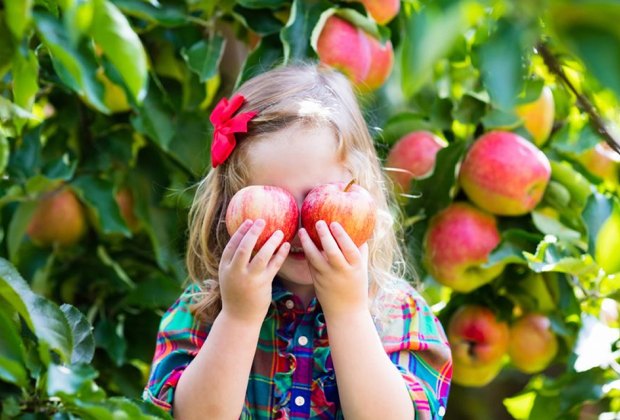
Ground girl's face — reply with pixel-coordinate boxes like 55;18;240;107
247;122;351;301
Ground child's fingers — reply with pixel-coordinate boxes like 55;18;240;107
329;222;361;265
316;220;347;267
299;227;328;271
249;229;284;272
221;219;253;263
267;241;291;274
232;219;266;267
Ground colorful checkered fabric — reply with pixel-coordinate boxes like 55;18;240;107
143;280;452;419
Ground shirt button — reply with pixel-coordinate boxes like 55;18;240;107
294;396;305;407
438;405;446;417
285;300;294;309
297;335;309;346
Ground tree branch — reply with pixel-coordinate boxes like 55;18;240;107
536;41;620;155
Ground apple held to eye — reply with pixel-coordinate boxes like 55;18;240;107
301;180;377;249
225;185;299;251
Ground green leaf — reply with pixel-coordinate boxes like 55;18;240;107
111;0;188;26
380;112;435;146
121;274;181;309
89;0;148;103
94;318;126;366
0;305;28;387
583;193;620;274
452;93;486;124
7;200;38;263
531;211;583;242
12;50;39;110
477;19;525;109
234;5;284;36
504;390;536;419
235;33;283;88
0;258;73;363
401;3;482;97
5;0;33;40
281;0;328;63
485;229;541;267
551;123;600;155
236;0;288;9
180;35;225;82
72;175;131;236
46;363;105;401
60;304;95;365
581;192;613;256
33;10;109;113
406;140;467;219
0;13;16;77
131;82;175;150
0;134;9;176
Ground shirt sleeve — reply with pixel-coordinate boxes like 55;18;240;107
379;284;453;420
142;284;208;413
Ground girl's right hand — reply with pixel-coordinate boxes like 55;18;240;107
218;219;291;323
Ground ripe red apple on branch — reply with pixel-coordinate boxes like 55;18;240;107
423;202;503;292
225;185;299;252
385;130;447;191
315;15;394;91
459;130;552;216
27;187;88;248
514;85;555;147
448;305;510;387
301;179;376;249
508;313;558;374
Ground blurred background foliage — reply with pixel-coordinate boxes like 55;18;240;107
0;0;619;418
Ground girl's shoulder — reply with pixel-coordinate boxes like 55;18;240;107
158;283;208;331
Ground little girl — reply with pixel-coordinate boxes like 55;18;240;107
143;64;452;419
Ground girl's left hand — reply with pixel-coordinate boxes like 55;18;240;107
299;220;369;318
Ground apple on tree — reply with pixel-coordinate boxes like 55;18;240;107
349;0;400;25
27;187;88;248
385;130;447;192
315;15;394;91
508;313;558;374
514;85;555;147
459;130;552;216
448;305;510;387
225;185;299;252
423;202;503;292
301;179;376;249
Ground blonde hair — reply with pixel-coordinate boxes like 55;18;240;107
187;63;415;323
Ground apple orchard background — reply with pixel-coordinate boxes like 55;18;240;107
1;0;620;418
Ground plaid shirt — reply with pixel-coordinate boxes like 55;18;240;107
143;280;452;419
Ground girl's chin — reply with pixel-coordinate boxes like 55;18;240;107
288;250;306;261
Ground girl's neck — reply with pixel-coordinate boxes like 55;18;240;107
279;280;316;309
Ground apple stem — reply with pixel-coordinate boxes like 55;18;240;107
344;179;356;192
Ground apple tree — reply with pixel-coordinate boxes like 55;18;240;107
0;0;619;418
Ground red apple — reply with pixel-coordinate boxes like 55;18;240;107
459;131;552;216
360;0;400;25
301;180;376;248
576;141;620;184
514;86;555;147
225;185;299;251
360;35;394;91
424;202;502;292
385;131;446;191
115;187;141;233
316;15;371;85
508;313;558;374
448;305;510;387
27;188;88;248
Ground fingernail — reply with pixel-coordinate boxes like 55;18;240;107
255;219;266;228
316;220;326;230
274;230;284;238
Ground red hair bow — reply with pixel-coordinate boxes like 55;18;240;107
209;94;257;168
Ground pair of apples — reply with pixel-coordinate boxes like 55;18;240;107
225;180;376;251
